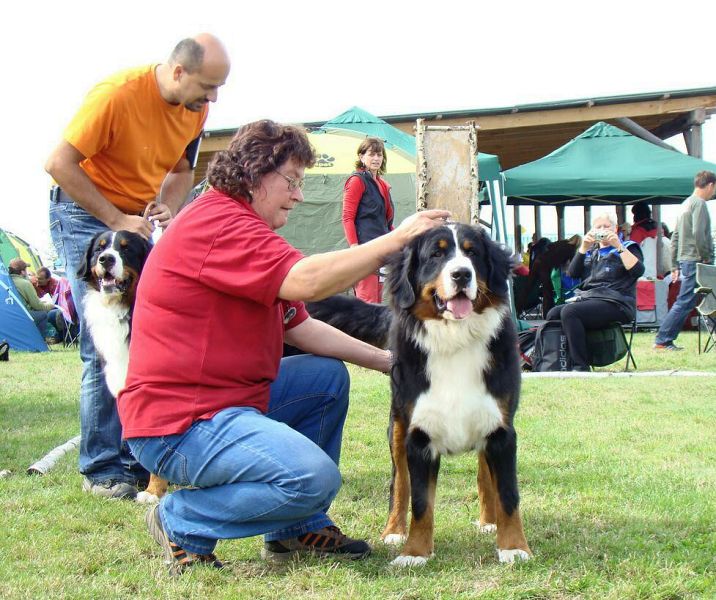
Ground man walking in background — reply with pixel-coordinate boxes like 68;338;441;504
654;170;716;351
45;34;231;499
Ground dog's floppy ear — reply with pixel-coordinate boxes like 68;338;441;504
387;244;417;310
77;232;102;282
484;235;512;298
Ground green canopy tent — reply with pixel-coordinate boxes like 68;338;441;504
503;121;716;206
279;107;506;255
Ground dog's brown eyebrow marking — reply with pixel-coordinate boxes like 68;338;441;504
99;240;107;247
463;240;473;251
120;239;128;247
438;239;449;250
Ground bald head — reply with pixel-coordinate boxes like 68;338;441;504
161;33;231;111
169;33;231;75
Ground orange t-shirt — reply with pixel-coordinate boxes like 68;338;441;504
63;64;207;214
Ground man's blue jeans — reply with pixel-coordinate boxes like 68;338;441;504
127;355;350;556
29;310;49;337
49;190;147;485
655;260;698;345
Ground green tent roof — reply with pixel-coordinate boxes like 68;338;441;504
503;121;716;206
321;106;502;182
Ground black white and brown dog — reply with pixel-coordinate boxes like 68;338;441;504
310;222;531;566
78;230;166;503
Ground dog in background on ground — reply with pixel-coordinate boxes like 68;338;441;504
78;229;167;503
516;234;581;317
309;223;531;566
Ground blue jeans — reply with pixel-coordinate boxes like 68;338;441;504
49;189;147;485
29;310;49;337
127;355;349;555
655;260;698;345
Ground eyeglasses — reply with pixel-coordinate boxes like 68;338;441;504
275;171;305;191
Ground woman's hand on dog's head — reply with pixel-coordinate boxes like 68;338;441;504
395;209;451;245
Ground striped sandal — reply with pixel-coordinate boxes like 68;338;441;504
145;505;224;575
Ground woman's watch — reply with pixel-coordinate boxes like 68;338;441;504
617;244;626;254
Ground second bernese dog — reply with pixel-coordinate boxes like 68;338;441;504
78;230;167;503
310;222;531;565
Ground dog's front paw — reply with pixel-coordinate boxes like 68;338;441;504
382;533;407;546
391;554;430;567
498;548;531;563
475;522;496;534
135;491;160;504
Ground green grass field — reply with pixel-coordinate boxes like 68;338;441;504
1;332;715;599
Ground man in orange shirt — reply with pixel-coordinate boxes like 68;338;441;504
45;34;231;500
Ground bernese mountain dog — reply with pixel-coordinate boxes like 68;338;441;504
78;230;166;503
311;222;531;565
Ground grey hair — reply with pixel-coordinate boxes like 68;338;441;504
592;211;617;227
169;38;205;74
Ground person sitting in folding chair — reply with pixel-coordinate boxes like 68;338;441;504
546;212;644;371
53;277;79;346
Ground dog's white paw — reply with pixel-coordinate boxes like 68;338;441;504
391;554;429;567
135;491;160;504
475;522;496;534
498;548;531;563
382;533;407;546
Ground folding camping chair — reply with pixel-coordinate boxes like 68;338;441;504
695;263;716;354
54;278;79;348
586;319;637;372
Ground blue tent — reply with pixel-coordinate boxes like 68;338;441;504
0;259;48;352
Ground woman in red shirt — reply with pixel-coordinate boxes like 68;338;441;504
342;137;395;302
119;120;449;574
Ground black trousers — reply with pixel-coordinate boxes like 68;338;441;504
546;300;630;369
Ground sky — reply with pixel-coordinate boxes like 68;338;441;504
3;0;716;259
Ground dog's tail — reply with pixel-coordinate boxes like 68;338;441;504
306;294;392;349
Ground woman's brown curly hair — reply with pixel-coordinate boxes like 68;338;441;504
207;120;316;200
354;137;387;175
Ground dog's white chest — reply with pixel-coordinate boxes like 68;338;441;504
84;290;130;397
411;337;504;456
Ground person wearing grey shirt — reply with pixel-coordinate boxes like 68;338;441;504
654;170;716;350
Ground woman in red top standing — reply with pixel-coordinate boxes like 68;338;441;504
342;137;395;303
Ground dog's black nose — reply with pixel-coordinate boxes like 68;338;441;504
451;268;472;287
98;253;115;268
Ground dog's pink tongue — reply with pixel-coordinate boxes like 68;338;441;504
447;296;473;319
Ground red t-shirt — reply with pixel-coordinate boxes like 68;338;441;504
34;277;59;298
118;189;308;439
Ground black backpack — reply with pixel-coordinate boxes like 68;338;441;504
532;321;572;372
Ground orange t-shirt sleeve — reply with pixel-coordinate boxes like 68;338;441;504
63;82;118;159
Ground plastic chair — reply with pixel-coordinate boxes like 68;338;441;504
586;320;637;372
695;263;716;354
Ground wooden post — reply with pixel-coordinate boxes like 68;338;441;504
583;206;592;233
653;204;663;275
556;206;565;240
416;118;428;211
513;206;522;254
616;205;627;229
468;121;479;225
534;206;542;239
